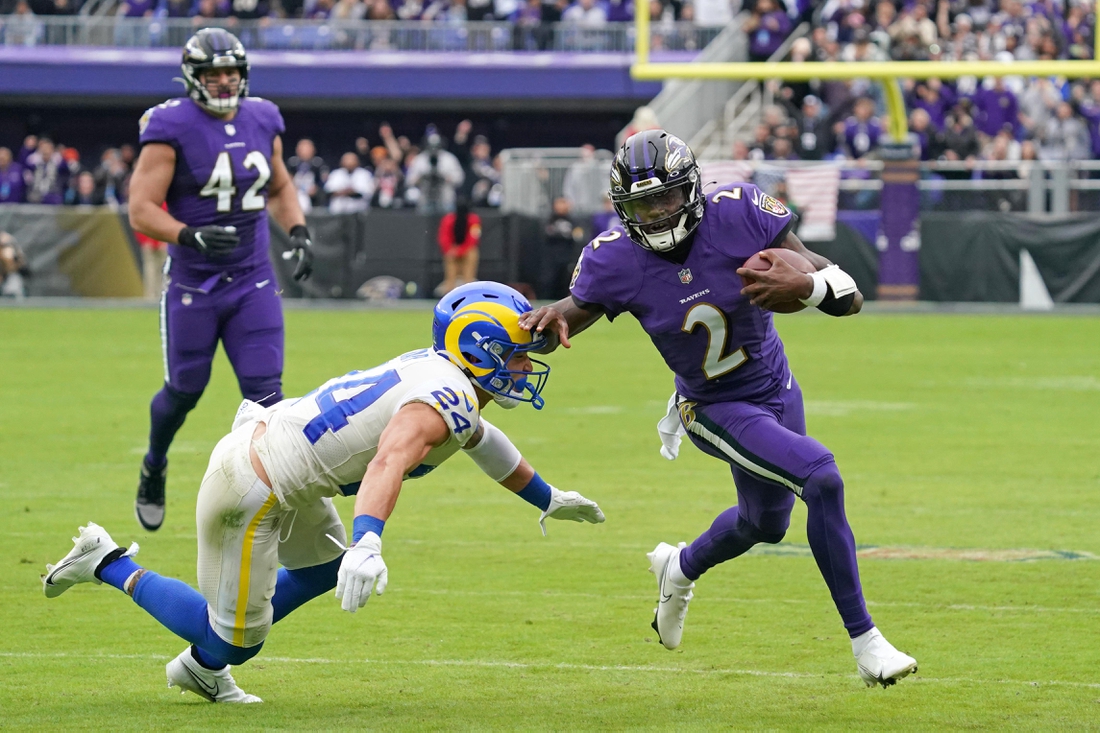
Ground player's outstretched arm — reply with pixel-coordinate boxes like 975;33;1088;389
462;419;605;535
266;135;314;281
518;296;604;353
335;403;450;613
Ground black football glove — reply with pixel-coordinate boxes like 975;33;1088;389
177;225;239;258
284;224;314;282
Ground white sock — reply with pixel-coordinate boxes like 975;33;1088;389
851;627;880;657
669;547;692;586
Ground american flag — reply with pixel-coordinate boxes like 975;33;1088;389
699;162;841;242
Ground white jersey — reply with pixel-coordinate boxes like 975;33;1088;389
253;348;481;509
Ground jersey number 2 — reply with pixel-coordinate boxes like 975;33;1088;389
302;369;402;444
682;303;748;379
200;151;271;213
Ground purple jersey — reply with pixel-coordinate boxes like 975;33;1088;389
138;96;285;275
570;183;796;403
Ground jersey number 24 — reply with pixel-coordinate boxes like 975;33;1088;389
200;151;271;213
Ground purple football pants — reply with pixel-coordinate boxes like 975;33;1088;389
677;375;874;638
145;262;284;467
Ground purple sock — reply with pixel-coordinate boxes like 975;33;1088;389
801;464;874;638
679;506;765;581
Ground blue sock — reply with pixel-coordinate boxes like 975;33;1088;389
120;570;263;666
98;556;141;592
272;557;342;623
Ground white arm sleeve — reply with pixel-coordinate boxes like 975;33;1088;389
462;418;522;482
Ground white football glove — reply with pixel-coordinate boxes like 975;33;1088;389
335;531;388;613
657;391;686;461
538;487;606;536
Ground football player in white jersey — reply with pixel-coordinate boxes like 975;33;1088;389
42;282;604;704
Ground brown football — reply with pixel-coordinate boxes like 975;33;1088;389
741;248;816;314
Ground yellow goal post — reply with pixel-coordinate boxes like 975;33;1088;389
631;0;1100;142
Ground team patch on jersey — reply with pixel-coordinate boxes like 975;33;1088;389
139;109;152;135
678;268;693;284
224;124;236;136
758;194;790;217
570;250;584;290
678;401;697;427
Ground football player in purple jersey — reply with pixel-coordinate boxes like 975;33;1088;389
520;130;918;687
128;29;314;532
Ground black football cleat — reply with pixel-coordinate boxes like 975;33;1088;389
135;458;167;531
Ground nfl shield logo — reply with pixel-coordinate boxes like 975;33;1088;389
678;268;693;284
225;124;236;136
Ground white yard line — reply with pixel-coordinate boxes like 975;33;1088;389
1;651;1097;690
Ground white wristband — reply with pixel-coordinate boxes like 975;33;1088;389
799;271;828;307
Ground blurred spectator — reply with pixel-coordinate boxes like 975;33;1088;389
910;79;956;130
743;0;793;62
617;105;660;148
842;97;882;159
371;156;406;209
562;0;607;26
907;107;936;160
16;135;37;167
0;231;27;300
540;196;585;300
841;27;888;62
406;125;465;215
453;120;501;207
24;137;69;205
939;103;981;164
287;138;328;213
435;199;482;296
93;148;127;205
66;170;103;205
748;122;772;160
6;0;42;47
192;0;229;22
467;0;493;20
1040;102;1091;162
325;152;374;213
791;94;832;161
228;0;272;19
1018;77;1061;138
0;148;27;204
973;76;1021;138
562;144;606;215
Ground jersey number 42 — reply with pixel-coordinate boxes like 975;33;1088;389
200;151;271;213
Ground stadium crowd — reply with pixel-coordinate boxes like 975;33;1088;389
0;120;504;211
743;0;1100;167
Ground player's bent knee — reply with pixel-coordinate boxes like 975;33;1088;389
801;461;844;503
238;376;282;405
751;523;788;544
160;383;203;414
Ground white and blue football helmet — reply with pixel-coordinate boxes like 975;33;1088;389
432;282;550;410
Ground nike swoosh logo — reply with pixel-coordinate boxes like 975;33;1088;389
184;665;220;699
45;544;95;584
256;280;270;289
786;373;792;389
661;592;672;603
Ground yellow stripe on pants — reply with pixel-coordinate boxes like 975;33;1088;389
233;491;279;647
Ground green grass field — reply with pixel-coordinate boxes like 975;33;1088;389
2;306;1099;730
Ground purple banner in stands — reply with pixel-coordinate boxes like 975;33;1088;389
0;47;675;100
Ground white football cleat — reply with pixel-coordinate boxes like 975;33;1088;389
166;647;262;704
855;629;918;688
43;522;138;599
647;541;694;650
